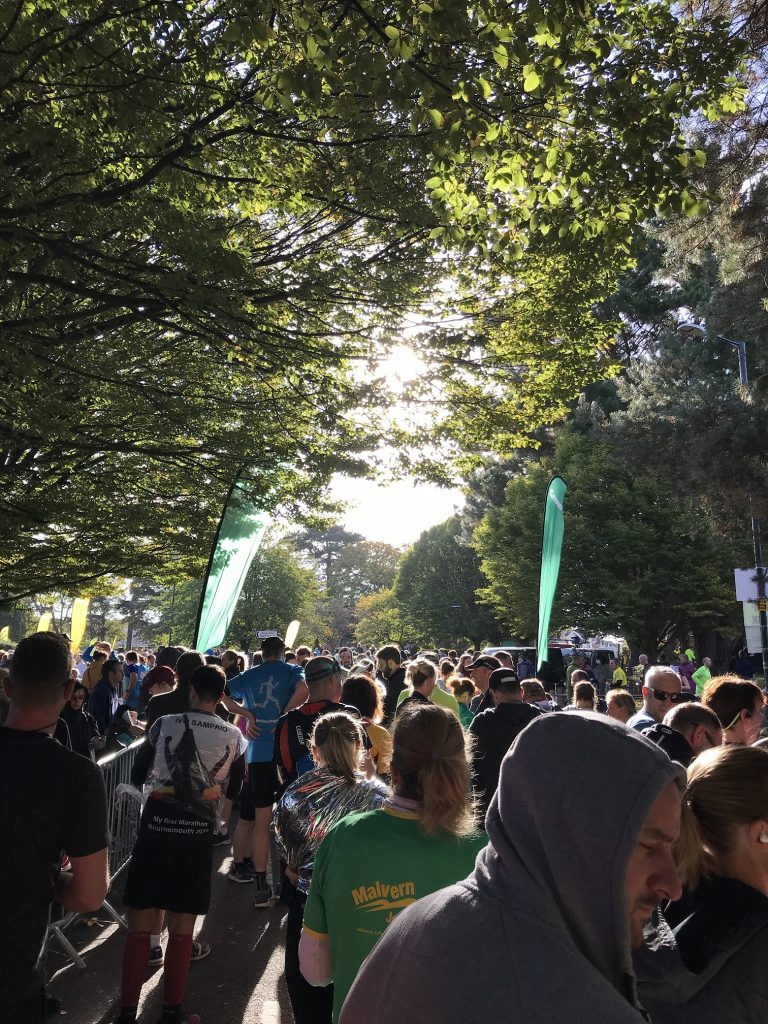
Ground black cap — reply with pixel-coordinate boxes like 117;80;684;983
469;655;501;672
642;724;694;768
261;635;285;657
489;668;520;691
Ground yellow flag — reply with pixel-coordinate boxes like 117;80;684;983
36;613;52;633
70;598;90;652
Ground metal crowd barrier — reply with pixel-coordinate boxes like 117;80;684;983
99;739;145;879
48;740;145;969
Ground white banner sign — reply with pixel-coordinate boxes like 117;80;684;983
743;602;765;654
735;567;768;602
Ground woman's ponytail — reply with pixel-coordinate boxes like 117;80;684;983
311;712;363;784
391;704;475;836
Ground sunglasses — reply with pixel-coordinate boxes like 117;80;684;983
651;688;684;704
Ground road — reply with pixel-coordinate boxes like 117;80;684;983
47;844;290;1024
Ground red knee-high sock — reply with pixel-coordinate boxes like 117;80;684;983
163;933;194;1009
121;931;151;1010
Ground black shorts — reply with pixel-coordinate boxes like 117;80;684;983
239;761;279;819
225;753;246;801
123;812;213;915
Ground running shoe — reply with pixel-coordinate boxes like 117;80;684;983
190;941;210;962
212;829;230;847
155;1012;201;1024
148;945;164;968
228;862;254;883
252;885;273;908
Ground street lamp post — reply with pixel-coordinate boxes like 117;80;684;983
678;321;768;687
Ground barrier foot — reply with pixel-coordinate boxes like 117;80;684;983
50;922;86;970
102;899;127;929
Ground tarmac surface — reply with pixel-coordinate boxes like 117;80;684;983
47;843;291;1024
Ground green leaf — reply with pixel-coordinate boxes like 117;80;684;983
523;70;541;93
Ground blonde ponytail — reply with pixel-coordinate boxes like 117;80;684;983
311;712;363;784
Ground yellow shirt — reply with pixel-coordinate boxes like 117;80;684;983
612;667;628;689
364;722;392;775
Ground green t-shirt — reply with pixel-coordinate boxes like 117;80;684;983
691;665;712;695
395;684;461;718
302;807;487;1021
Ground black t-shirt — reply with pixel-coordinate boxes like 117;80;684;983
146;682;191;727
381;666;407;725
395;690;431;717
54;705;100;759
0;727;108;1006
469;702;542;823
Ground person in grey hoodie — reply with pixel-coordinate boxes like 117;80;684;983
340;712;684;1024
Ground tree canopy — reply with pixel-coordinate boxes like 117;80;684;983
0;0;745;599
473;425;746;655
391;515;502;648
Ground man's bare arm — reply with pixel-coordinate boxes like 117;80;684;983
56;848;109;912
283;681;309;714
219;693;259;737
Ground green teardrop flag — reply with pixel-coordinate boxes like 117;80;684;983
194;478;269;652
537;476;567;671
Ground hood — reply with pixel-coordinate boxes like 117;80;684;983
493;702;542;726
476;712;685;1005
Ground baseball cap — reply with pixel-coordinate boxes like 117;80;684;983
469;655;501;672
489;667;519;690
141;665;176;692
261;635;285;656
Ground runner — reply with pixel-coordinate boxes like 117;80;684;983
339;674;392;777
701;675;765;745
274;713;387;1024
469;667;540;823
342;713;684;1023
626;667;684;731
115;664;247;1024
299;704;485;1021
637;745;768;1022
227;635;307;903
0;633;108;1024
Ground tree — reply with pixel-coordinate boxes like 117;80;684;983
151;579;203;649
292;527;365;592
226;540;326;651
474;427;746;656
393;517;502;648
331;542;402;608
354;589;420;649
0;0;744;598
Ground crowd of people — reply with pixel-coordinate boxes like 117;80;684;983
1;631;767;1024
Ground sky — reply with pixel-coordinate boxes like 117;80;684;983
324;340;465;548
330;473;464;548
